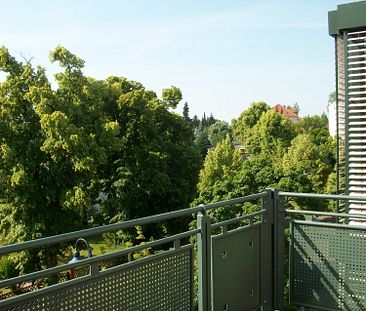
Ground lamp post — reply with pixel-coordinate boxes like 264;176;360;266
68;238;94;279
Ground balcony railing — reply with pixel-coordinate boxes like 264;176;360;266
1;189;366;310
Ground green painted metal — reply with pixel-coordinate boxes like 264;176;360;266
210;209;266;230
260;189;274;311
1;247;194;311
290;221;366;310
0;229;199;289
197;207;211;311
278;191;366;201
329;1;366;36
273;189;285;310
6;190;366;310
285;209;366;221
211;224;261;311
204;192;267;211
0;206;202;256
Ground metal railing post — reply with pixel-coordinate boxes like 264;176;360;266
261;189;274;310
197;204;211;311
273;189;285;310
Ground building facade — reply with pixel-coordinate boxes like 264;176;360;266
329;1;366;221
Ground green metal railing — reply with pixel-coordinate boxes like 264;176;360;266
279;191;366;311
1;189;366;310
0;191;270;310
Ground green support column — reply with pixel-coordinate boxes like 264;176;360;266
260;189;274;310
273;190;285;310
197;204;211;311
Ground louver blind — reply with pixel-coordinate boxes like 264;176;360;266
346;29;366;223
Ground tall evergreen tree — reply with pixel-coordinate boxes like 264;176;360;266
182;102;190;121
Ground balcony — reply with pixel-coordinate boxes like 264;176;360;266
1;189;366;310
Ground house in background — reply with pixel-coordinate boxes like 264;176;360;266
272;104;299;122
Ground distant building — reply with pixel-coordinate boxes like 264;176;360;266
272;104;299;122
329;1;366;222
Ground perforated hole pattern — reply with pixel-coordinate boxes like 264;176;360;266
3;248;193;311
291;223;366;310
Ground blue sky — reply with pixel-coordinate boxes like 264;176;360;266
0;0;357;121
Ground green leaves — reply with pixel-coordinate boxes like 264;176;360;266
196;101;336;219
49;45;85;70
208;121;231;146
233;101;269;145
162;86;182;109
0;46;201;272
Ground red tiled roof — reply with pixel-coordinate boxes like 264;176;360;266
272;104;298;119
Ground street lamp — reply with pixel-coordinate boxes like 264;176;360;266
68;238;93;279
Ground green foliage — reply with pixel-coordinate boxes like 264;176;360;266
296;114;329;145
191;115;200;128
194;122;211;160
287;102;300;114
0;256;19;280
100;83;200;235
207;121;231;146
0;45;119;272
194;136;255;221
0;46;200;272
162;86;182;109
246;109;296;156
182;102;190;121
280;134;332;194
196;101;335;217
232;101;269;146
328;91;336;105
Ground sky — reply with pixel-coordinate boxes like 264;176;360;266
0;0;358;122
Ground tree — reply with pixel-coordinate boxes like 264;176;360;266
279;134;334;210
207;121;231;146
328;91;336;105
193;99;335;224
194;121;211;160
194;136;252;221
98;80;201;240
207;113;216;126
191;115;200;129
0;46;201;272
162;86;182;108
245;109;296;156
232;101;269;145
182;102;190;121
0;46;121;273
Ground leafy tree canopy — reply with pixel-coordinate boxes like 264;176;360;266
162;85;182;109
207;121;231;147
195;102;336;218
232;101;269;145
0;46;200;272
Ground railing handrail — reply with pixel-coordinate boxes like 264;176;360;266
279;191;366;201
204;192;268;211
0;229;199;289
0;192;268;256
211;209;266;229
286;208;366;220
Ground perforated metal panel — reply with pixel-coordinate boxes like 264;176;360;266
290;222;366;310
1;247;193;311
211;224;260;311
